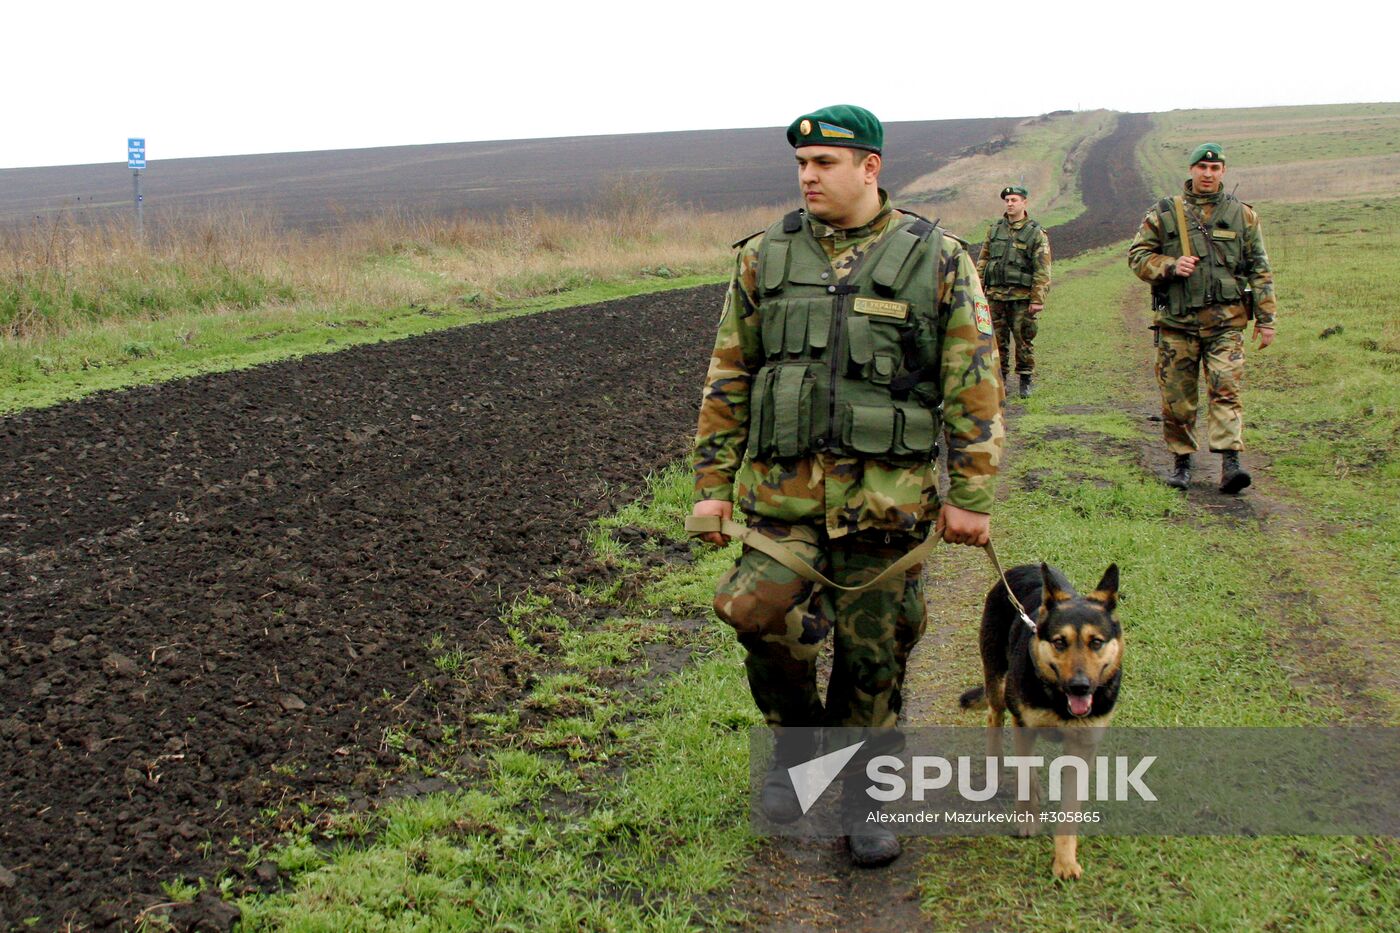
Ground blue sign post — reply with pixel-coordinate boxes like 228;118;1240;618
127;137;145;237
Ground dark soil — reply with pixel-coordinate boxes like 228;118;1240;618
0;285;723;927
1049;113;1153;259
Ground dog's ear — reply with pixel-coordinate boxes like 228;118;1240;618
1040;562;1072;613
1088;563;1119;614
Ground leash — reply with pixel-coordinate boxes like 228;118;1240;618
684;515;1038;631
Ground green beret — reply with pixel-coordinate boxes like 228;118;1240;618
786;104;883;154
1000;185;1029;199
1189;143;1226;165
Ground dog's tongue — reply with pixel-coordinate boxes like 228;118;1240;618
1068;694;1093;717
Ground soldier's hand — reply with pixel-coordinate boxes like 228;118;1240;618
1029;303;1044;315
1173;255;1198;277
692;499;733;546
935;503;991;547
1253;325;1275;349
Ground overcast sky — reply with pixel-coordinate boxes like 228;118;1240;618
4;0;1395;170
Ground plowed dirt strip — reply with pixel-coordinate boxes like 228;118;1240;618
1047;112;1152;258
0;285;723;926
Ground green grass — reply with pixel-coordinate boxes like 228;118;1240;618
910;238;1400;929
1138;102;1400;197
0;273;722;413
233;467;760;930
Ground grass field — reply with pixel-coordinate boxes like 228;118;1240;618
1138;102;1400;202
214;216;1400;927
910;243;1399;930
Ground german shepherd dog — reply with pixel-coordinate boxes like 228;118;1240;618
959;562;1122;880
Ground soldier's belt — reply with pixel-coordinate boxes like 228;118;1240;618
683;515;1037;630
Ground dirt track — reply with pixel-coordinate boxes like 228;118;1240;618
0;115;1150;928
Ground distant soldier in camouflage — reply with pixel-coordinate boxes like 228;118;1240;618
689;105;1003;867
975;185;1051;399
1128;143;1277;493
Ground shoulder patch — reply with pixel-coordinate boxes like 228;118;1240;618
731;229;765;250
974;298;993;335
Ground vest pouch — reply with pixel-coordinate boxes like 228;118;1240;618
804;297;833;354
984;233;1010;286
1213;269;1242;302
747;366;778;458
760;241;790;294
771;364;814;459
846;313;875;375
894;404;937;458
843;403;896;456
846;312;906;379
760;306;786;360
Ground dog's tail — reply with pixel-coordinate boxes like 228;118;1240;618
958;686;987;711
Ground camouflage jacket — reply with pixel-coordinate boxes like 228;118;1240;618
692;193;1004;537
975;216;1052;305
1127;181;1277;332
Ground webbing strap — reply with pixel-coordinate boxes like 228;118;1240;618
1172;196;1193;260
683;515;936;593
684;515;1040;628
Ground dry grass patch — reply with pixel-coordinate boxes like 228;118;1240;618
0;178;776;345
897;110;1115;234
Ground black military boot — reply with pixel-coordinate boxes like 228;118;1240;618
1018;374;1033;398
1219;451;1252;494
842;775;902;867
1165;453;1192;490
759;729;815;824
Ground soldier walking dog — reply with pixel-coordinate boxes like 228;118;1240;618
689;105;1004;867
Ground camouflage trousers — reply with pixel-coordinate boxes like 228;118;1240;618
1155;326;1245;453
713;519;928;730
989;299;1038;377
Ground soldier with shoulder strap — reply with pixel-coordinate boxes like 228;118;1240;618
689;104;1004;868
1128;142;1278;494
975;185;1052;399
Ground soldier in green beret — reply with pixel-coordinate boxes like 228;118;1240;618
1128;143;1277;493
976;185;1052;398
689;104;1004;867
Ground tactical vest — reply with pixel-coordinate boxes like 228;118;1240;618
746;209;944;464
981;217;1041;288
1154;194;1249;317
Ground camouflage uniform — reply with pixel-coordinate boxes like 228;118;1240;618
976;216;1051;380
1127;182;1277;453
693;191;1003;730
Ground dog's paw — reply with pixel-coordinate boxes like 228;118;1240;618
1052;855;1083;880
1014;816;1039;838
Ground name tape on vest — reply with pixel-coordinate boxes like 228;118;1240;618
851;297;909;321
